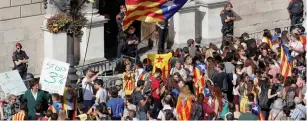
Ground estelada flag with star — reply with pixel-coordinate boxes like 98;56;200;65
194;62;206;95
147;52;172;80
123;0;188;30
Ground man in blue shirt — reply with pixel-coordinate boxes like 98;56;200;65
272;28;281;42
107;87;124;120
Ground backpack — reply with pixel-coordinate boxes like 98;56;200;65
291;0;304;14
143;79;153;97
259;86;270;110
285;87;296;106
113;98;124;118
221;101;229;119
221;73;229;92
235;73;242;85
76;77;85;103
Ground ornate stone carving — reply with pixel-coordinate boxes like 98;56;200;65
48;0;71;13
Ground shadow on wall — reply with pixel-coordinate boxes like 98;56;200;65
167;18;175;49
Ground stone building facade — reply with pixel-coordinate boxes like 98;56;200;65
0;0;45;74
230;0;305;36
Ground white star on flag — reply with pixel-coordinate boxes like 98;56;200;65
252;105;259;112
164;0;177;11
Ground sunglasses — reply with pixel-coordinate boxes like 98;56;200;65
116;85;122;87
17;48;20;49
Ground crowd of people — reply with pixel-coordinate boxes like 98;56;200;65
1;24;306;121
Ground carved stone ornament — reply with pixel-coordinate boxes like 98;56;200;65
45;0;71;13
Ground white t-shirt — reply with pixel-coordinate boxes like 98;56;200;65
289;40;303;57
82;78;94;100
95;88;107;103
157;105;177;120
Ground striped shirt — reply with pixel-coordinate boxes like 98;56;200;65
12;112;26;121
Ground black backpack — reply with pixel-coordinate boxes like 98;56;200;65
291;0;304;14
76;77;85;103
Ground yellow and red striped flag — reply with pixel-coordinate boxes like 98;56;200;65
123;72;135;95
280;44;294;78
176;96;193;120
193;63;206;96
265;37;273;48
147;52;172;81
123;0;188;30
300;33;306;48
12;112;25;121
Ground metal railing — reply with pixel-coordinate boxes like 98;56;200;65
76;55;137;77
247;24;302;39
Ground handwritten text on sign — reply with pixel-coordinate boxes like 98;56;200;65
40;58;69;95
0;70;27;96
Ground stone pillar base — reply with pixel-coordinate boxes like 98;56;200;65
43;20;68;62
79;11;108;65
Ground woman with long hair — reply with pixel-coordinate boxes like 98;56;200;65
176;86;194;120
210;86;223;119
243;58;255;76
206;57;216;80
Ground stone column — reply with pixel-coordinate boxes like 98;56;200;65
79;2;108;65
169;1;198;45
42;0;68;62
168;0;228;46
198;0;227;45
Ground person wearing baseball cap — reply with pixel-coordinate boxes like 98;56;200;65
12;43;29;80
220;2;236;37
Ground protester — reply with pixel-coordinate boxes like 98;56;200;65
21;79;50;117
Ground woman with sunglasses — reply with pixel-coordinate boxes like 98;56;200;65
12;43;29;80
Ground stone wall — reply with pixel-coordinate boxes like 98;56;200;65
0;0;45;74
230;0;303;36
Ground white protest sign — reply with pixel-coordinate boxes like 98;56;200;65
40;58;69;95
0;70;27;96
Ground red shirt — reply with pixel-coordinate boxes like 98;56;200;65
150;76;160;100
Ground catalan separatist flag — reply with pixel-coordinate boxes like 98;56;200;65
12;112;25;121
280;44;294;78
147;52;172;81
62;88;77;120
123;72;135;95
87;104;98;120
258;110;265;120
265;37;273;48
176;97;193;120
300;33;306;48
123;0;188;30
48;102;62;114
193;62;206;96
139;71;150;81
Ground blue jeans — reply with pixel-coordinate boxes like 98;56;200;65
138;111;147;120
262;110;268;120
84;100;93;112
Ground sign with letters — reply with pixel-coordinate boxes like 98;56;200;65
40;58;69;95
0;70;27;96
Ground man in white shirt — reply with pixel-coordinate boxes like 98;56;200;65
94;79;107;104
77;68;101;112
157;95;177;120
115;80;125;99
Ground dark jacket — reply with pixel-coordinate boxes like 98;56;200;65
12;50;29;71
21;89;50;116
